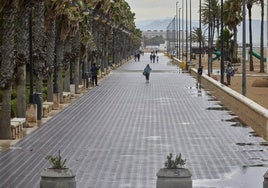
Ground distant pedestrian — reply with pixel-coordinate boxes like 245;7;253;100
150;52;153;63
143;64;152;83
225;60;236;86
91;63;99;86
197;65;203;88
152;53;156;63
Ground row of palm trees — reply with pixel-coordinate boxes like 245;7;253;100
0;0;142;139
191;0;264;73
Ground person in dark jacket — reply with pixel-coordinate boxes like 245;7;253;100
197;65;203;88
143;64;152;83
91;63;99;86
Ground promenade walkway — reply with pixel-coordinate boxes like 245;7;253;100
0;53;268;188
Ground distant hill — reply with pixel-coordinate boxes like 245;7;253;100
136;18;266;46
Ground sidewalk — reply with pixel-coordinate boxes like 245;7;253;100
0;53;268;188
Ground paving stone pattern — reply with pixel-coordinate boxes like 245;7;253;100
0;53;268;188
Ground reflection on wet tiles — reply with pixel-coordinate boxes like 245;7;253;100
193;166;267;188
206;106;229;111
144;136;161;141
249;131;260;137
236;142;254;146
260;142;268;146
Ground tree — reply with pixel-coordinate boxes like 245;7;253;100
15;0;31;118
247;0;259;71
191;27;207;50
223;0;242;61
0;1;16;139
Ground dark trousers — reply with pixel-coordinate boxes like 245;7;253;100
92;75;98;86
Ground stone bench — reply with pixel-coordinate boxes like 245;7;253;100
43;101;54;110
63;92;71;103
10;118;25;139
42;104;50;118
43;101;54;117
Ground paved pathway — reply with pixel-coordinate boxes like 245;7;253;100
0;53;268;188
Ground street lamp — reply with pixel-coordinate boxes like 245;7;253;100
242;0;246;95
179;7;181;60
176;1;179;59
199;0;202;67
220;0;224;83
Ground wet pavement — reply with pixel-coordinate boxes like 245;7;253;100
1;53;268;188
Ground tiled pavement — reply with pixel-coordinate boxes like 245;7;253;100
0;53;268;188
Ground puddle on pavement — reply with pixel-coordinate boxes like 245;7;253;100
193;166;268;188
206;106;229;111
0;126;37;154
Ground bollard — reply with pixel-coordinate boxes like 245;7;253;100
263;170;268;188
156;168;192;188
33;93;42;120
40;168;76;188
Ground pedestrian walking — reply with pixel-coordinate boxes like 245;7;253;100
91;63;99;86
225;60;236;86
143;64;152;83
196;65;203;89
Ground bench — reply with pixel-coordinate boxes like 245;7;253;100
42;101;54;117
63;92;71;103
43;101;54;110
10;118;25;139
42;104;50;118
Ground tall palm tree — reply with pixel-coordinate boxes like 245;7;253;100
44;0;68;102
223;0;242;61
15;0;31;118
191;27;207;50
247;0;259;71
32;0;46;94
0;1;16;139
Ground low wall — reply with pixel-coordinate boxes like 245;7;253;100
190;68;268;141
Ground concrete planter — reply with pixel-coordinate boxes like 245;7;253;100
156;168;192;188
40;168;76;188
263;170;268;188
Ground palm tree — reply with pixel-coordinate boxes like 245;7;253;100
32;0;46;94
191;27;207;50
201;0;221;74
15;0;31;118
44;0;68;102
247;0;259;71
0;1;16;139
223;0;242;62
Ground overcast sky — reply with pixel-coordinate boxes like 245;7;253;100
125;0;263;23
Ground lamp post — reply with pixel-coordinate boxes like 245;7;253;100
182;0;184;61
220;0;224;83
242;0;246;95
186;0;188;62
179;7;181;60
190;0;192;61
176;1;179;59
199;0;202;67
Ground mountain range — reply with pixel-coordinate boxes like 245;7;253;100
136;18;266;46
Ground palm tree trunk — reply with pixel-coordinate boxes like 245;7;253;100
16;2;30;118
45;19;56;102
0;5;15;139
33;1;45;93
247;4;254;71
56;39;64;102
